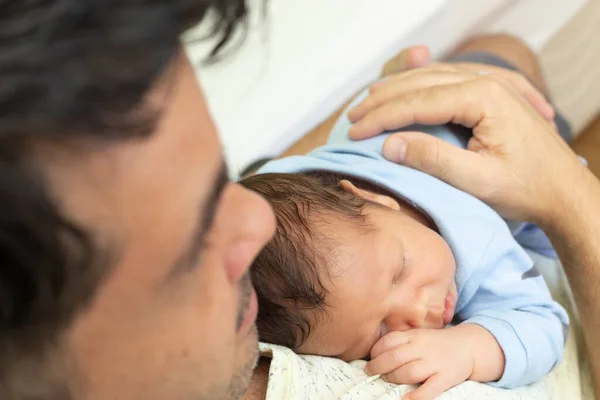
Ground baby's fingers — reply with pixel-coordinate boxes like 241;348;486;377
366;344;418;376
383;360;432;385
403;373;455;400
371;331;411;358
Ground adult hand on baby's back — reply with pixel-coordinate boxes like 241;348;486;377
347;65;587;226
365;328;475;400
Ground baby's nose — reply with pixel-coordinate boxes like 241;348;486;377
386;290;431;330
405;302;428;328
385;300;428;331
425;303;445;326
397;295;429;329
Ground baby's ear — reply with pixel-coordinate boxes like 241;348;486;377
338;180;400;211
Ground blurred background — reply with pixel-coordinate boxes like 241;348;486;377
185;0;600;177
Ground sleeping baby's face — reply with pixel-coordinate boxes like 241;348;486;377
297;181;458;361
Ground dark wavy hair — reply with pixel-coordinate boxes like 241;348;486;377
0;1;248;398
240;172;372;350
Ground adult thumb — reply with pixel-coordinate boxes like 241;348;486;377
382;132;487;194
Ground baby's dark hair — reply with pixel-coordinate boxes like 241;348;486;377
240;172;372;349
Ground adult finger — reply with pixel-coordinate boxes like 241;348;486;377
371;62;554;122
374;62;469;86
348;71;477;122
366;344;419;376
464;65;554;121
381;132;493;194
420;61;551;118
353;65;553;123
439;61;546;101
443;61;555;121
372;63;468;90
405;45;432;69
348;77;516;140
403;373;453;400
380;45;432;78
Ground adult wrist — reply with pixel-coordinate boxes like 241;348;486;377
536;167;600;234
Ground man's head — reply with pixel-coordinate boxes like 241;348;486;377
241;172;457;361
0;1;275;399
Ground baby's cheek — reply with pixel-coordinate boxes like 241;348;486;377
434;236;457;276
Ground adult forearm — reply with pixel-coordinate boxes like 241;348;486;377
540;170;600;397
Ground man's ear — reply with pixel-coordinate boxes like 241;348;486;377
338;180;400;211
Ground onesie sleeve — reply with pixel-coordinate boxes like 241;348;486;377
456;227;569;388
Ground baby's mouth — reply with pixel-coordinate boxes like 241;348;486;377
442;290;457;325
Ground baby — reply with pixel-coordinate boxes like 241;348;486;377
240;89;569;396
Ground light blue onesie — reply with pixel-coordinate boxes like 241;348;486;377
257;89;569;388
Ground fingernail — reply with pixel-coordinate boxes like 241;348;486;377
545;104;556;121
347;108;359;122
364;364;373;376
383;137;407;163
370;78;387;91
348;125;361;139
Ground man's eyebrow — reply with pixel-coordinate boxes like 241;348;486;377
169;161;229;278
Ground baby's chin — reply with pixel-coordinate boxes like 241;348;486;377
335;345;374;362
297;340;372;362
331;352;369;362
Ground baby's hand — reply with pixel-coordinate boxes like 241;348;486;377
365;327;475;400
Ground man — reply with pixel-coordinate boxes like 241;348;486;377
1;2;599;400
0;1;275;399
